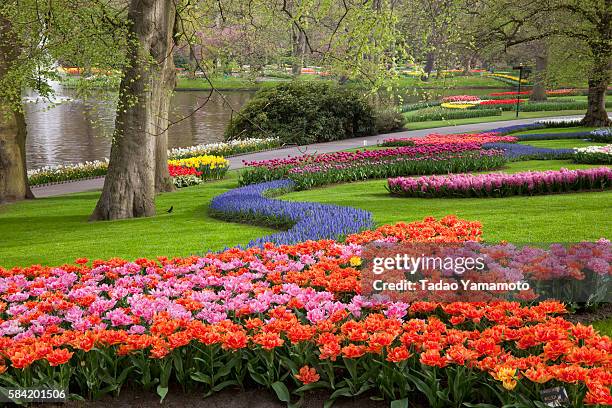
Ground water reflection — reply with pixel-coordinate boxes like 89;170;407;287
24;89;253;169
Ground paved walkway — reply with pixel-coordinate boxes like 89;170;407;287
31;116;580;198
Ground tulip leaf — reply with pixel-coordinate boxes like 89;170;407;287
272;381;291;403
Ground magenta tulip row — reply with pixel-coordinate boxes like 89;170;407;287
387;167;612;198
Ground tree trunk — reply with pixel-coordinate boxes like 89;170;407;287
582;47;611;127
529;52;548;102
0;108;32;203
421;52;435;81
291;25;306;76
90;0;177;221
154;62;176;193
0;14;32;203
582;77;611;127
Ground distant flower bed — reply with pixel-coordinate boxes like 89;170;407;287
479;98;525;106
482;142;574;160
574;145;612;164
440;102;479;109
239;145;506;189
381;132;517;147
488;73;530;84
387;167;612;198
441;95;480;103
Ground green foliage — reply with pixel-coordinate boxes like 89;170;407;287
225;82;378;144
401;100;442;112
404;107;502;122
373;107;406;133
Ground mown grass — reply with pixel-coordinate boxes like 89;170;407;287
0;172;273;268
282;160;612;243
593;318;612;337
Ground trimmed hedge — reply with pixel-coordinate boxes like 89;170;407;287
400;100;442;112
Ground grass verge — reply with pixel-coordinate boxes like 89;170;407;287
0;172;273;268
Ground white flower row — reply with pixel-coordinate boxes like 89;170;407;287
27;159;109;177
535;117;583;125
536;116;612;126
574;145;612;155
168;137;280;160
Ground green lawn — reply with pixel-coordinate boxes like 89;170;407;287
518;139;606;149
402;110;587;131
513;126;597;135
593;318;612;337
282;160;612;243
0;172;273;268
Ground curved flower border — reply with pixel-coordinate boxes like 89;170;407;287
209;180;375;247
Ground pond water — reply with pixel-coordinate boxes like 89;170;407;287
21;85;510;170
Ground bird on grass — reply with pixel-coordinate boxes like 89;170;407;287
166;206;173;214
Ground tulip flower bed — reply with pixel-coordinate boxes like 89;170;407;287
387;167;612;198
0;217;610;405
482;143;574;160
574;145;612;164
381;132;518;147
168;165;204;188
479;98;526;106
239;146;506;189
209;180;374;246
167;155;229;181
441;95;481;102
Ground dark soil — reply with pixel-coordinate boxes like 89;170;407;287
57;387;388;408
564;303;612;324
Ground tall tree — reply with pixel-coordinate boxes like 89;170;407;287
472;0;611;126
0;13;32;203
91;0;178;220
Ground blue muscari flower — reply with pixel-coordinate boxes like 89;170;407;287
210;180;374;248
482;143;574;160
486;123;545;135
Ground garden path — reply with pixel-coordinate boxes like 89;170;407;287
31;115;582;197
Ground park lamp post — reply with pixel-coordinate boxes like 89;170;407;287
512;64;531;118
